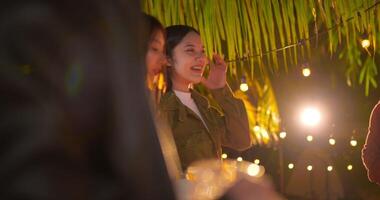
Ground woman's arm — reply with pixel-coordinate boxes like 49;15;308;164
210;84;251;151
201;53;251;151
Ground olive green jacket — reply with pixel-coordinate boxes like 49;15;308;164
159;85;251;171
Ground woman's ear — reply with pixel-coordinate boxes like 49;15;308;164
166;56;174;67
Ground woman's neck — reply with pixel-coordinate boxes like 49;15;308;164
171;75;192;92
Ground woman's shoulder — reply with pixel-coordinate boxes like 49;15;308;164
159;90;179;110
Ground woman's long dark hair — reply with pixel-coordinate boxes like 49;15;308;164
142;13;165;46
165;25;200;91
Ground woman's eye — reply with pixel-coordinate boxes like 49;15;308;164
151;46;163;53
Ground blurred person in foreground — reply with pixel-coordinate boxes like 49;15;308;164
362;101;380;185
0;1;176;199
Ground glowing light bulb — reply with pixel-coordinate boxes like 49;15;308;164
221;153;228;159
237;157;243;162
279;131;287;139
327;166;333;171
361;39;370;48
240;76;248;92
300;107;321;127
347;164;353;171
302;67;311;77
307;165;313;171
288;163;294;169
254;159;260;165
350;139;357;147
329;138;336;146
253;125;261;132
240;83;249;92
306;135;313;142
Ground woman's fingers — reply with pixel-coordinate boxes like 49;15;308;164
212;53;227;71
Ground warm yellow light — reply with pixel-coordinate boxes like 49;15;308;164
247;164;260;177
306;135;313;142
361;39;370;48
253;125;261;132
329;138;336;146
237;157;243;162
254;159;260;165
307;165;313;171
240;83;249;92
327;166;333;172
300;107;321;127
261;128;270;140
347;164;353;171
279;131;287;139
221;153;228;159
350;139;358;147
288;163;294;169
302;67;311;77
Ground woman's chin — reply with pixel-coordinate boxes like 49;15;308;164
191;77;202;84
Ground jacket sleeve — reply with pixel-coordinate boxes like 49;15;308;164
210;84;251;151
362;102;380;185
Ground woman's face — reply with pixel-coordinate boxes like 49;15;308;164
145;30;165;83
169;31;208;85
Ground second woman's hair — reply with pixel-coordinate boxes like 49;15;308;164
143;13;165;45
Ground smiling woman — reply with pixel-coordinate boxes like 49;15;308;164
159;25;252;171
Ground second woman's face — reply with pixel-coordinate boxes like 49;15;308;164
170;31;208;85
146;30;166;82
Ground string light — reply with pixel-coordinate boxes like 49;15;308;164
237;157;243;162
253;125;261;132
361;33;371;49
288;163;294;169
361;39;370;48
329;135;336;146
221;153;228;159
306;135;313;142
350;139;358;147
347;164;353;171
307;165;313;171
254;159;260;165
239;76;249;92
300;107;321;127
302;63;311;77
327;166;333;172
279;131;287;139
350;134;358;147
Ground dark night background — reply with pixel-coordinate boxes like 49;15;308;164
224;41;380;199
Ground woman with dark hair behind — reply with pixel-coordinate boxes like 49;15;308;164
142;13;182;181
159;25;252;171
143;13;167;94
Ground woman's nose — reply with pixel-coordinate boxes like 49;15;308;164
195;53;207;66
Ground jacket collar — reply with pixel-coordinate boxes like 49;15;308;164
160;89;210;110
160;89;213;123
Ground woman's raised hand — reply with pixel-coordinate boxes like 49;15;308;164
201;53;227;89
